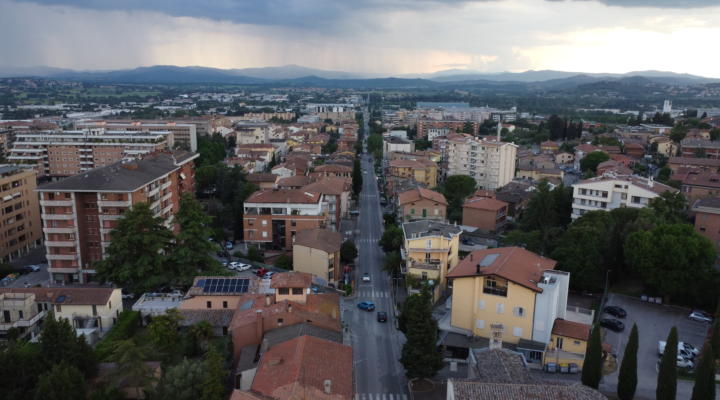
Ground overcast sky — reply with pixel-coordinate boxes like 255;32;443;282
2;0;720;77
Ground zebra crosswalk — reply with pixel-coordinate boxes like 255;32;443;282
356;238;377;243
357;394;407;400
356;290;389;299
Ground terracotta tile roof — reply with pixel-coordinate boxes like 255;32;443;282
301;178;346;195
463;197;508;211
574;144;603;153
277;175;313;188
389;159;427;170
178;309;236;327
397;187;448;205
669;157;720;167
248;173;279;183
447;247;556;293
450;380;607;400
270;272;312;289
50;288;117;305
295;294;342;332
315;164;352;173
245;189;321;204
229;294;284;331
541;141;559;147
293;228;342;254
238;144;276;149
624;142;645;149
250;336;353;400
229;390;274;400
263;323;343;349
552;319;591;341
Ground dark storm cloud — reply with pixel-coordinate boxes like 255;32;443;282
12;0;499;28
547;0;720;8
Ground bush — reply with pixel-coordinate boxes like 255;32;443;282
345;284;353;296
94;311;140;361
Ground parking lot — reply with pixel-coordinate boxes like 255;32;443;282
599;294;711;399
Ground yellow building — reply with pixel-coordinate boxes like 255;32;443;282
401;221;462;302
547;319;591;368
540;141;559;151
292;228;342;285
654;138;679;157
389;159;438;189
516;166;564;181
52;288;123;332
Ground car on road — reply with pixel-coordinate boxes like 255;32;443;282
255;268;269;277
600;318;625;332
349;210;360;216
368;157;372;162
358;301;375;311
658;341;696;359
603;306;627;318
23;265;40;272
225;242;234;250
121;290;135;299
363;273;370;282
262;271;274;280
680;342;700;357
363;171;367;174
236;263;252;271
689;310;714;323
660;356;694;370
377;311;387;322
221;259;229;267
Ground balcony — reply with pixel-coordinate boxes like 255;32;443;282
47;266;81;274
40;199;74;207
162;204;173;215
99;214;122;221
496;210;507;219
495;219;507;230
0;310;46;330
408;247;450;252
162;192;172;202
45;240;79;247
98;200;131;207
148;187;160;198
46;253;80;261
409;259;442;270
161;181;172;190
41;213;75;220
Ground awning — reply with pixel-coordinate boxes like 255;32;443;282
517;338;547;352
179;173;186;179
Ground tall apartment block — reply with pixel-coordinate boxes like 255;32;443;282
416;120;480;139
0;166;43;263
8;128;171;181
446;136;518;190
76;120;198;151
35;150;197;285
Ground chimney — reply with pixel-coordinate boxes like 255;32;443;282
121;162;138;171
288;303;292;313
256;310;263;339
324;380;331;394
266;294;271;306
476;264;480;274
471;254;473;261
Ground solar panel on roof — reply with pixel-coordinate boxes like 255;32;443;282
197;279;206;288
239;300;254;311
479;254;500;267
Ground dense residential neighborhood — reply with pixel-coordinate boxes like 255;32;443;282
2;80;720;400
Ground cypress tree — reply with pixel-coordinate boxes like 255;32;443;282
617;323;639;400
352;159;363;197
657;326;679;400
581;323;603;389
691;344;716;400
712;301;720;360
399;283;444;379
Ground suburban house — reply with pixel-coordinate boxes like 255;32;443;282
315;164;353;178
301;177;351;228
624;142;645;158
247;173;280;189
401;221;462;302
446;248;593;368
51;287;123;332
668;157;720;173
554;151;574;164
681;139;720;159
389;159;438;189
573;144;606;170
461;197;509;234
292;228;342;285
540;141;559;151
571;175;676;220
243;189;326;251
516;166;564;181
396;187;448;224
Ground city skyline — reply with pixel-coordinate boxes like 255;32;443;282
2;0;720;78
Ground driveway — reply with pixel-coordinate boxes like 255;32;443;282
598;294;713;399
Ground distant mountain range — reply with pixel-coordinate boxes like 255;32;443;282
0;64;717;88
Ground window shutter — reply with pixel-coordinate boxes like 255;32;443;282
535;320;545;332
496;303;504;314
513;307;525;317
513;327;522;337
477;300;485;310
476;319;484;330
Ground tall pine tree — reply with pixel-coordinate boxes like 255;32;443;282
711;301;720;360
617;323;639;400
172;193;223;280
657;326;679;400
581;323;603;389
691;344;716;400
399;283;444;379
352;159;363;197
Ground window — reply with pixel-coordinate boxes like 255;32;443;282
602;191;608;198
535;320;545;332
292;288;303;295
703;213;708;220
207;301;212;309
701;226;706;232
278;318;283;326
262;220;267;227
513;307;525;317
279;288;290;295
621;193;627;200
249;231;254;238
496;303;505;314
556;337;564;350
476;319;484;329
574;340;581;346
425;239;432;249
434;209;439;215
291;220;296;227
513;327;523;337
477;299;485;310
56;305;61;312
262;232;267;238
484;276;508;297
411;209;415;215
581;189;587;195
223;301;228;309
248;219;254;226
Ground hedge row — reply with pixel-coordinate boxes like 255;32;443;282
94;310;140;361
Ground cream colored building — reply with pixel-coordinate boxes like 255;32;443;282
0;290;50;340
52;288;123;331
446;136;517;190
400;221;461;302
292;228;342;285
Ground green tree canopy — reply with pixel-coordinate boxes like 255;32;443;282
340;241;358;264
366;133;383;153
669;124;688;143
399;283;444;379
648;190;688;224
626;224;716;303
378;226;404;253
147;308;185;350
173;193;224;280
380;250;403;277
201;346;227;400
104;340;157;400
352;159;363;197
691;344;716;400
581;324;603;389
579;151;611;174
657;326;678;400
274;253;292;270
93;201;175;291
34;362;87;400
617;323;639;400
159;359;207;400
